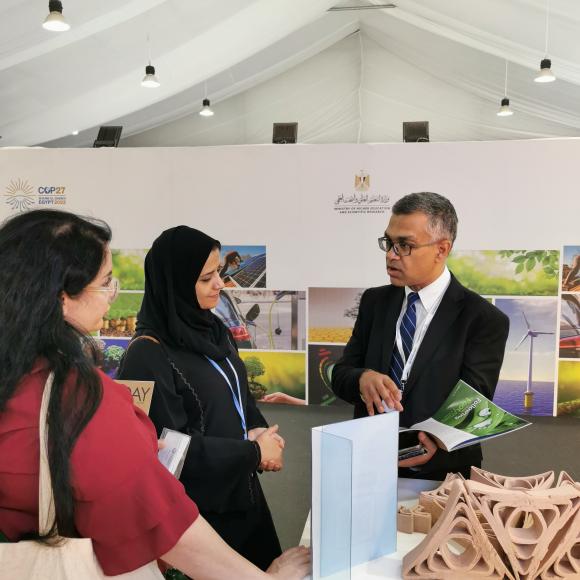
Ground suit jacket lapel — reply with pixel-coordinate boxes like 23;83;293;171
403;275;465;398
379;286;404;373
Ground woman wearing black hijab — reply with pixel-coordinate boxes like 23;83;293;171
118;226;284;571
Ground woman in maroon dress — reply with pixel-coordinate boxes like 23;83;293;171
0;209;308;579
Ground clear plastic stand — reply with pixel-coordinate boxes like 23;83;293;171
312;412;399;579
319;430;352;578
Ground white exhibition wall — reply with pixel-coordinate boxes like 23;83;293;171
2;139;579;286
1;139;579;416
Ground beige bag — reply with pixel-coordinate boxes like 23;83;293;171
0;373;165;579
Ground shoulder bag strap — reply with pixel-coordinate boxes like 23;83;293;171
128;336;206;436
38;372;58;536
129;335;160;347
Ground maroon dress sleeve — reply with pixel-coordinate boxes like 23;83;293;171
70;371;199;576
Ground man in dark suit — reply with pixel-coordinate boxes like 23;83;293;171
331;192;509;480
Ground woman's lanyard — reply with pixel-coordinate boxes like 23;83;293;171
205;356;247;440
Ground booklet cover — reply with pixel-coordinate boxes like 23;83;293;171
158;428;191;478
400;379;531;451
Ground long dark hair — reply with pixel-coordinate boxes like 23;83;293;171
0;209;112;538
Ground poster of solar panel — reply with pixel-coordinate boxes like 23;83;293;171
220;245;266;288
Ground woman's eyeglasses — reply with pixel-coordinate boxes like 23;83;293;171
86;277;120;304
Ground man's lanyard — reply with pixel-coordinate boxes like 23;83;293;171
205;356;247;440
394;297;439;384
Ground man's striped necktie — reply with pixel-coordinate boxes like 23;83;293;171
388;292;420;391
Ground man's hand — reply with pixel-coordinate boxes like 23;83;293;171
359;370;403;415
398;432;438;468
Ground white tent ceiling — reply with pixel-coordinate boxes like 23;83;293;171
1;0;580;147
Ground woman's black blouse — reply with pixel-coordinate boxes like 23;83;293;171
117;337;268;514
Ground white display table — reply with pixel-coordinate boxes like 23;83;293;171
300;478;440;579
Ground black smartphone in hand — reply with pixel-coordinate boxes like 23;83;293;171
398;444;427;461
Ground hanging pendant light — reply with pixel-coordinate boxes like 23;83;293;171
497;98;513;117
199;98;214;117
534;0;556;83
141;65;160;88
42;0;70;32
535;58;556;83
141;34;160;88
497;61;514;117
199;83;214;116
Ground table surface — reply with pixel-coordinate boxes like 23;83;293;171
300;478;440;579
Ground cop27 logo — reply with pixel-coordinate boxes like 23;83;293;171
4;178;35;211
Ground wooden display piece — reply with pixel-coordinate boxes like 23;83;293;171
402;471;580;579
403;480;513;579
412;505;432;534
418;473;467;524
537;512;580;578
397;505;433;535
468;481;579;579
398;506;415;534
470;466;555;490
556;471;575;488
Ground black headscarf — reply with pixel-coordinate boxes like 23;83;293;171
136;226;231;360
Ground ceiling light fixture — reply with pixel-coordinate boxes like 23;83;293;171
534;0;556;83
199;98;214;117
42;0;70;32
141;34;160;88
199;82;214;117
141;65;160;88
497;97;513;117
497;61;513;117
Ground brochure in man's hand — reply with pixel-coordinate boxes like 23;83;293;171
399;379;531;452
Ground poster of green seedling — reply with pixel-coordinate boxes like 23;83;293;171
447;250;560;296
557;360;580;417
101;292;143;338
112;249;147;291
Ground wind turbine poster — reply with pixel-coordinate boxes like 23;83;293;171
494;298;557;416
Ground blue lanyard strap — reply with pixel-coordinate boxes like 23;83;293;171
205;356;247;440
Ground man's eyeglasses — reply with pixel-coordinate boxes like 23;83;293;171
86;277;120;304
377;236;443;256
